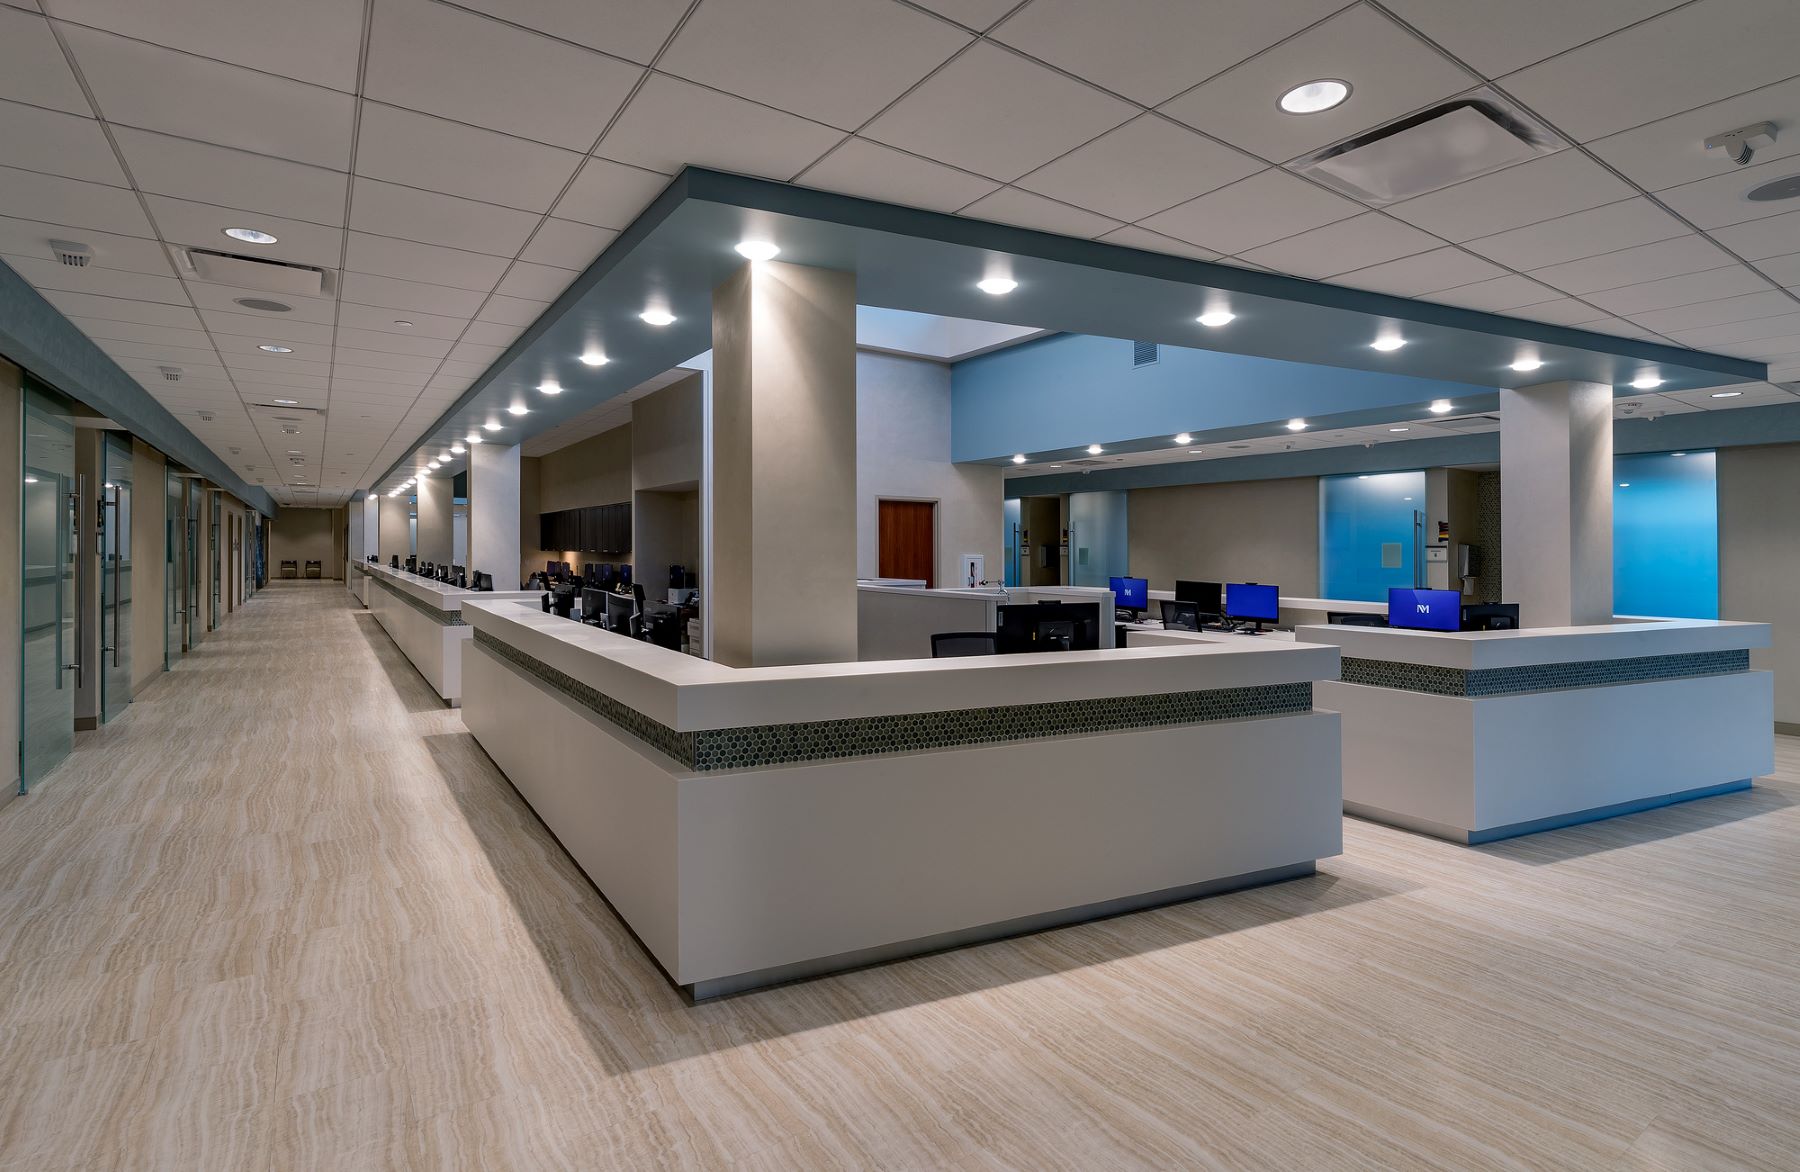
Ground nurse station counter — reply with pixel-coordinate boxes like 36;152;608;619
351;561;538;706
458;598;1345;1000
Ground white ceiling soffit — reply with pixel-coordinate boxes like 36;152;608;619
2;0;1798;505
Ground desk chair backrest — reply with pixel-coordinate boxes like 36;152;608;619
931;631;998;658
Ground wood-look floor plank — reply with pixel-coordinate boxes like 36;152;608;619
0;580;1795;1171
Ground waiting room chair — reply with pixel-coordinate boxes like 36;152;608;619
279;559;298;579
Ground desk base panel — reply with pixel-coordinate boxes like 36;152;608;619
1347;780;1753;844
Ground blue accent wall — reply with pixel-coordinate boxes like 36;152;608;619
1614;451;1718;619
953;333;1488;463
1319;471;1427;601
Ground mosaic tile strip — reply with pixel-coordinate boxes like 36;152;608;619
474;628;1313;772
1340;649;1749;698
371;575;464;626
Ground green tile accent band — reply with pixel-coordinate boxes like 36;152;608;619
370;574;464;626
474;628;1314;772
1340;649;1749;698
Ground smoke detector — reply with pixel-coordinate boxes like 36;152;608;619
1292;91;1560;204
49;239;92;266
157;366;182;381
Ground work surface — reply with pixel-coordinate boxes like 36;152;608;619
1;581;1795;1169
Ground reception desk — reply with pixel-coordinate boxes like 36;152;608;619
347;559;370;606
459;598;1344;999
1298;620;1774;843
363;564;537;706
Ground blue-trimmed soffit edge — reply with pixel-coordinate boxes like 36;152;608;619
0;259;276;515
1002;401;1800;497
370;166;1763;494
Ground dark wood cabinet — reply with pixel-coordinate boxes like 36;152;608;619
539;501;631;553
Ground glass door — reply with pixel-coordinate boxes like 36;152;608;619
208;491;221;630
165;468;183;667
184;481;200;649
20;382;78;789
100;432;133;722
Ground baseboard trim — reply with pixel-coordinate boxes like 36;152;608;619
1347;780;1753;845
1775;721;1800;737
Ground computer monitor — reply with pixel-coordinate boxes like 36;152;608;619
1159;600;1200;631
472;571;493;592
616;563;633;588
390;555;399;568
1461;602;1520;632
604;591;636;634
1224;582;1279;632
580;587;606;622
1175;580;1223;619
405;556;416;573
1388;587;1463;632
996;602;1101;653
1108;575;1148;614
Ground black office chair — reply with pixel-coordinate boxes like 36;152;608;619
540;593;552;613
931;631;998;658
1328;612;1388;627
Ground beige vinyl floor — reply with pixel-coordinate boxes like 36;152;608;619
0;580;1796;1171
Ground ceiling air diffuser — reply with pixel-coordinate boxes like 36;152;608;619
1292;92;1559;205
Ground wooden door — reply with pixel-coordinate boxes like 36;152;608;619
877;500;935;587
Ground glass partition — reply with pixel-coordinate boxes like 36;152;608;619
20;381;77;788
100;432;133;722
166;468;183;666
1615;451;1719;619
1319;471;1427;602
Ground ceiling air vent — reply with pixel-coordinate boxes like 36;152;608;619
157;366;182;381
1292;91;1560;205
1132;340;1160;367
49;239;92;266
179;247;326;297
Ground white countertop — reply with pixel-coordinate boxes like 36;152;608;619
364;562;538;611
463;598;1341;731
1295;618;1771;670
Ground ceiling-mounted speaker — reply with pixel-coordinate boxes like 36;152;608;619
1291;90;1560;205
180;247;327;297
49;239;93;266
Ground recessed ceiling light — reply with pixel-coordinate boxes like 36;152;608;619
1011;454;1026;464
1188;449;1203;455
1279;79;1350;115
640;308;676;326
735;240;780;261
1631;375;1664;389
1711;390;1743;398
450;444;465;454
286;449;303;454
1287;418;1307;431
507;404;529;416
23;475;38;484
1196;310;1235;328
484;421;502;431
272;397;298;406
224;227;278;244
1370;336;1406;352
1429;400;1454;414
1174;432;1193;444
392;319;414;328
977;277;1018;295
258;344;294;353
537;380;563;394
427;459;439;468
1086;444;1103;455
439;450;453;461
1618;482;1631;488
1388;426;1410;432
1357;474;1370;480
466;433;482;444
1673;451;1687;456
1510;357;1544;372
578;350;608;366
1050;464;1062;468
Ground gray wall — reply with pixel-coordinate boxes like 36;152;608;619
1127;476;1320;595
1719;445;1800;727
270;507;344;577
856;351;1003;587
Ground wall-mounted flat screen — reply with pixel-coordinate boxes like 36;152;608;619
1387;587;1462;632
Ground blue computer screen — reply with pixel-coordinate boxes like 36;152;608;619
1387;587;1462;631
1109;575;1148;610
1225;582;1278;622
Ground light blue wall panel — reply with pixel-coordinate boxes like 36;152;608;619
1614;451;1718;619
1319;471;1427;602
953;333;1484;462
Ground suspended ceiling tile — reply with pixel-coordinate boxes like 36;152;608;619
1460;198;1689;271
68;318;214;348
1527;234;1738;297
144;194;343;267
197;308;335;345
959;187;1123;240
1382;0;1684;77
1628;290;1799;332
1586;74;1800;193
1654;153;1800;229
50;0;366;91
517;219;616;269
992;0;1345;108
1161;5;1478;164
1386;151;1631;242
1583;266;1771;316
0;100;127;185
598;73;843;182
1425;274;1564;313
365;0;642;150
41;289;202;329
1094;225;1222;262
332;327;454;359
493;262;581;302
862;41;1135;182
446;0;687;65
795;138;999;214
2;254;187;303
353;103;584;215
479;295;553;328
1668;311;1800;347
111;126;350;229
1014;115;1262;224
0;7;91;113
338;270;489;317
61;23;355;168
1333;247;1506;297
0;165;153;237
1138;168;1362;254
0;216;171;274
348;177;539;258
1709;209;1800;261
1237;213;1442;281
335;302;468;340
342;232;510;292
657;0;969;131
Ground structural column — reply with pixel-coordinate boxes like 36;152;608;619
1500;380;1614;627
467;441;520;585
710;259;858;667
378;493;411;565
414;473;453;565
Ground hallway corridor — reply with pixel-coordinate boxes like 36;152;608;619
1;581;1798;1170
